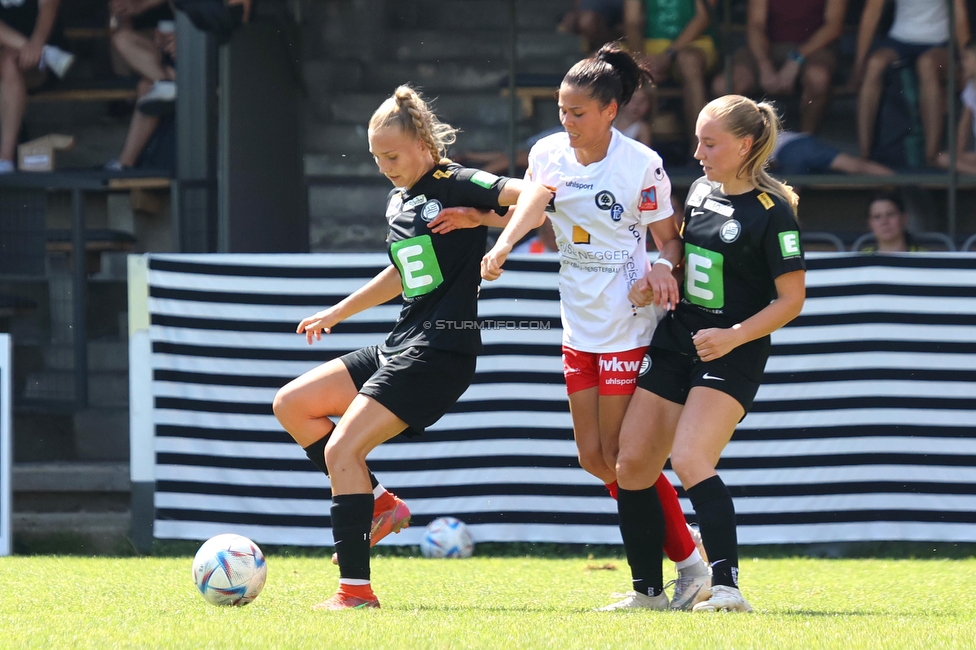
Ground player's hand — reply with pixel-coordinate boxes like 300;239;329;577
427;207;488;234
692;326;743;362
296;308;341;345
481;242;512;281
628;276;655;308
18;39;43;71
646;262;679;310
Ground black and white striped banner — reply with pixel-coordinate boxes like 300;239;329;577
131;253;976;547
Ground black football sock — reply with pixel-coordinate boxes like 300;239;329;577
303;432;380;489
618;486;665;597
330;493;374;582
687;475;739;589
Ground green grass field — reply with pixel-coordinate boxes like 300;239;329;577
1;554;973;649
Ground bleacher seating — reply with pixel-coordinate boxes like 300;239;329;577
850;232;958;252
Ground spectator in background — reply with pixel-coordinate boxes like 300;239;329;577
614;83;652;146
937;42;976;176
859;191;924;252
0;0;74;173
850;0;970;165
624;0;718;150
106;0;176;170
771;129;893;176
713;0;847;135
558;0;624;54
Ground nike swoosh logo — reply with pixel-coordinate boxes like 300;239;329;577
691;209;705;216
702;372;725;381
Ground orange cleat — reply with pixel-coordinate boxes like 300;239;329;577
332;493;411;565
312;586;380;610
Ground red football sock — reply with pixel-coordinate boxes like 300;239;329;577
605;481;619;500
655;473;696;562
337;581;375;598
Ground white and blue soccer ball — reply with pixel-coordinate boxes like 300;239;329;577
192;533;268;606
420;516;474;558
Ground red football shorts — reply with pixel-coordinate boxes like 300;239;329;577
562;345;649;396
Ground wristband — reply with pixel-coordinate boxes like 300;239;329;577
653;258;674;271
787;49;805;66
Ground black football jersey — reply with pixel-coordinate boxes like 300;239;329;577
653;177;805;374
382;163;509;355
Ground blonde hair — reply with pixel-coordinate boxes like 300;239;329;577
703;95;799;214
368;85;457;165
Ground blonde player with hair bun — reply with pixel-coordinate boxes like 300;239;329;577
613;94;806;613
273;85;551;610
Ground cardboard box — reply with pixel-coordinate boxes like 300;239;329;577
18;134;75;172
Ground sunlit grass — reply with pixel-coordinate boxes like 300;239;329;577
1;555;973;649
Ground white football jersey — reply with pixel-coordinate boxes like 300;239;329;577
527;128;674;352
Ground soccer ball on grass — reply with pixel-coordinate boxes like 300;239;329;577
191;533;268;606
420;516;474;558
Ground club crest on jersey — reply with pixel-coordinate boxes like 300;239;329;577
595;190;615;210
639;186;658;211
639;354;651;376
610;203;624;221
421;200;443;222
720;219;741;243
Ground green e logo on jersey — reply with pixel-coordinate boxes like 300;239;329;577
391;235;444;298
685;243;724;309
779;231;801;258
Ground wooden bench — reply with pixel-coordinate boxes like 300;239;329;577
29;87;138;103
63;27;112;41
46;228;138;275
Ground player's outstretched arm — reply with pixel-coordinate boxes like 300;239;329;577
482;180;552;280
297;264;402;344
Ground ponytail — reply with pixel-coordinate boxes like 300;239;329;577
703;95;799;214
563;41;654;108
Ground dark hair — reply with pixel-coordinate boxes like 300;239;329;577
868;190;905;215
561;41;653;108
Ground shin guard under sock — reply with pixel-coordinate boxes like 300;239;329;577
330;493;374;582
617;486;665;597
687;475;739;588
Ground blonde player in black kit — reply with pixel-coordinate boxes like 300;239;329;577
272;85;551;610
605;94;806;612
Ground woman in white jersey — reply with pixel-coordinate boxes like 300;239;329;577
436;42;710;610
